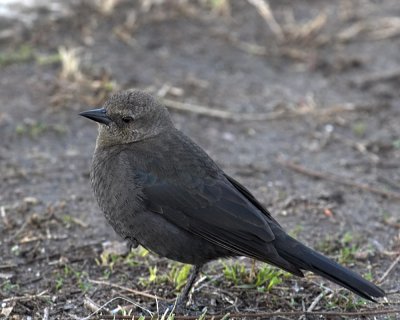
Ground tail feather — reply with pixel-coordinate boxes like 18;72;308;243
275;235;385;301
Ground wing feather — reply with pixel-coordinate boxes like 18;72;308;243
136;170;276;259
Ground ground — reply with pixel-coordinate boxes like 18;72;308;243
0;1;399;319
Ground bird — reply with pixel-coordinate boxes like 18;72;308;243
80;89;385;305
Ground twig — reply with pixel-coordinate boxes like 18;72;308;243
163;98;386;122
2;290;49;302
0;263;18;270
18;234;69;244
84;296;105;314
378;254;400;284
353;68;400;89
213;29;312;60
91;308;400;319
69;216;88;228
6;216;31;242
337;17;400;42
163;97;280;121
370;17;400;40
88;279;166;301
76;296;153;320
307;290;326;312
246;0;284;40
278;159;400;201
337;22;365;42
342;159;400;169
0;206;11;229
285;12;327;41
43;307;49;320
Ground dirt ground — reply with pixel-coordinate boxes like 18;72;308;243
1;1;400;319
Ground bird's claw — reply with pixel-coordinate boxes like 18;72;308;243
124;236;139;250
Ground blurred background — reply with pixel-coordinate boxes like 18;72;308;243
0;0;399;318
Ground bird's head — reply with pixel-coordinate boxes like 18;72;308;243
80;90;173;148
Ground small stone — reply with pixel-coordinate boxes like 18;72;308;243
23;197;38;205
102;240;130;256
0;273;14;280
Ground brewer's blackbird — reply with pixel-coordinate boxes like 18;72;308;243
80;90;384;304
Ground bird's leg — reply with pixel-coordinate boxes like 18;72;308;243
124;236;139;251
176;264;202;307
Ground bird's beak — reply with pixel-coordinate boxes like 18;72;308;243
79;108;111;125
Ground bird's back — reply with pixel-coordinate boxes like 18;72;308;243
126;128;223;182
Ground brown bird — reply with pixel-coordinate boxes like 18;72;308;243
80;90;385;305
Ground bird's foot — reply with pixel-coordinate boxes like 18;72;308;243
124;236;139;251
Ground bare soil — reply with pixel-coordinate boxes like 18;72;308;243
0;1;399;319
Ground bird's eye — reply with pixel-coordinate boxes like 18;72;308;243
122;116;134;123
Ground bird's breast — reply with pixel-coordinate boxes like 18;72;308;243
90;149;143;235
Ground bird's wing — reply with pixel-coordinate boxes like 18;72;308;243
223;174;282;227
135;169;280;261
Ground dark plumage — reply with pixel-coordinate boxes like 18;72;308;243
80;90;385;303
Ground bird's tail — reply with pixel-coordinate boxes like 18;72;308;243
274;234;385;301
